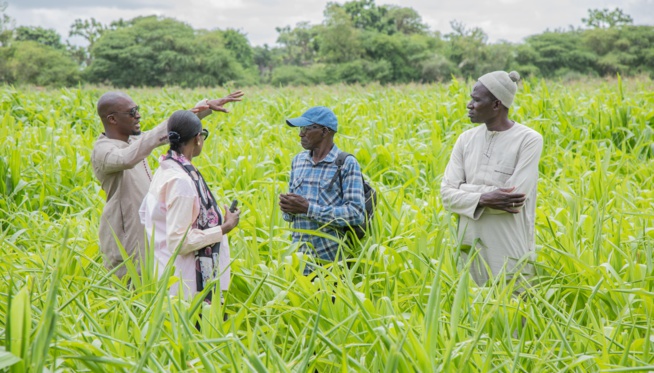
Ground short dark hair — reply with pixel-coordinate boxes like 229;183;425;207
167;110;202;151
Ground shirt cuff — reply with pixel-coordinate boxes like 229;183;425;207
195;99;212;119
473;205;485;220
469;192;485;220
204;225;223;242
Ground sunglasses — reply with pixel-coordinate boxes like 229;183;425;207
107;105;140;118
199;128;209;140
299;125;324;134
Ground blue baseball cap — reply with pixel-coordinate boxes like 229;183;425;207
286;106;338;132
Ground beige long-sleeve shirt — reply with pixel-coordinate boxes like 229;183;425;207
440;122;543;285
91;121;169;277
91;102;213;278
139;159;230;299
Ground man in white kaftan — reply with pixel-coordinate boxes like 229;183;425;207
441;71;543;285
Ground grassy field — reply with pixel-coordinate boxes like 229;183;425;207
1;77;653;372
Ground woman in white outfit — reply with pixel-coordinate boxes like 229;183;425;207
140;110;240;303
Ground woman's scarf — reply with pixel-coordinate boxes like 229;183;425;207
162;150;223;303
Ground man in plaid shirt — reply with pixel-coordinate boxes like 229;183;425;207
279;106;366;274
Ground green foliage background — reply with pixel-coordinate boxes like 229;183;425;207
1;77;653;371
1;1;653;87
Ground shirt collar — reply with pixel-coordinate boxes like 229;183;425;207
301;144;340;165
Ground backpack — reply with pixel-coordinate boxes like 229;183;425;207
328;152;377;239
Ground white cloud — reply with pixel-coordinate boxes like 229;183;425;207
5;0;654;47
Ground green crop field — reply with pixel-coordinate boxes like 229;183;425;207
1;77;653;372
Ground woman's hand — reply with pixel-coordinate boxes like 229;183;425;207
220;205;240;234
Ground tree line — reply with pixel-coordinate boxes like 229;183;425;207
0;0;652;87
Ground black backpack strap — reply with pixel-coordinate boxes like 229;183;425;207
328;152;352;190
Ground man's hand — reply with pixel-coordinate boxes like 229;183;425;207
279;193;310;214
207;91;245;113
220;204;240;234
478;187;526;214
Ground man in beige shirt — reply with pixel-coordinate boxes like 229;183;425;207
441;71;543;286
91;91;243;278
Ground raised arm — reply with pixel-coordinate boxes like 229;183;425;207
93;120;169;175
95;91;245;176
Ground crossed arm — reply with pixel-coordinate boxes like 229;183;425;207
441;134;543;220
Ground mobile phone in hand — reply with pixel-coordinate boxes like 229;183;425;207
229;199;238;213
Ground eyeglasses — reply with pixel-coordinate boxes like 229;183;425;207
299;125;323;134
107;105;140;118
199;128;209;140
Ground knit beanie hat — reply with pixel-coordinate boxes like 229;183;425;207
478;71;521;108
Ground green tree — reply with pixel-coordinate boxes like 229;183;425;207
0;1;13;46
69;18;106;47
0;40;80;86
14;26;64;49
420;54;456;82
272;0;437;84
359;31;437;83
270;64;324;86
196;30;259;86
342;0;392;33
522;31;598;77
385;6;427;35
318;4;361;63
68;18;107;66
221;29;254;68
512;44;541;77
275;22;318;66
87;16;255;87
253;44;274;81
583;25;654;76
618;26;654;75
444;20;488;78
582;8;633;29
334;0;427;35
86;16;195;86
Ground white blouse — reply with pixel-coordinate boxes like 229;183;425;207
140;159;231;298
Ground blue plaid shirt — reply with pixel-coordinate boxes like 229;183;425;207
283;145;366;262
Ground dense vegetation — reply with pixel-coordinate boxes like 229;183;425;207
1;1;653;87
1;78;653;371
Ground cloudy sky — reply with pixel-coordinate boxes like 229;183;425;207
5;0;654;46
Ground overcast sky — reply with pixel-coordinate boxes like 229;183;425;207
5;0;654;46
